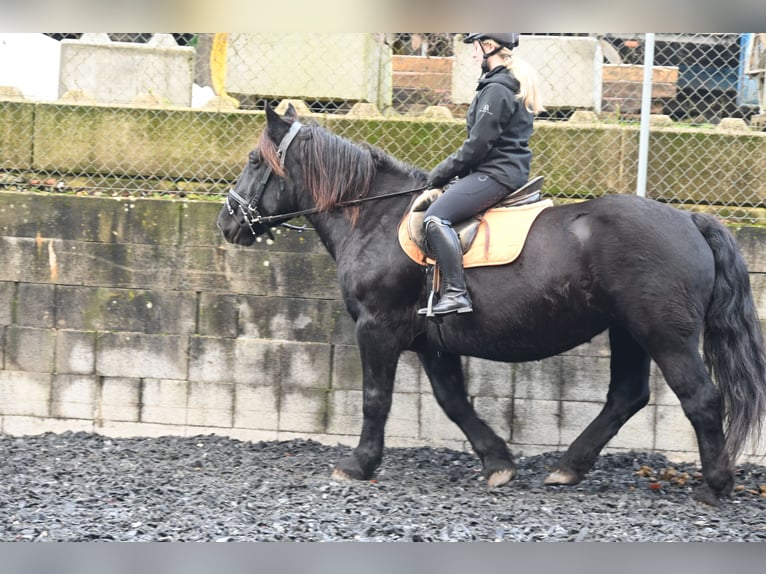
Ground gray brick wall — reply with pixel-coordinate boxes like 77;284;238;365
0;191;764;464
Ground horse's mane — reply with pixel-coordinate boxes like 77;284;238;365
261;123;426;225
359;141;427;185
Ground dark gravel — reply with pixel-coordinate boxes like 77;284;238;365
1;432;765;542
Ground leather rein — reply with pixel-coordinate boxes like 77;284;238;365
225;120;428;236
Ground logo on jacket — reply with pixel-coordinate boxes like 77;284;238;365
479;104;493;116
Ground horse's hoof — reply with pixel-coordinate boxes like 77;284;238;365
544;469;580;485
692;484;723;507
331;468;354;481
332;455;370;481
487;468;516;488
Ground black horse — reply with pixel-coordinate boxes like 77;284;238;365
217;104;766;505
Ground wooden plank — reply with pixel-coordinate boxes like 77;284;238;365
392;55;452;74
603;64;679;84
603;81;677;100
393;71;451;92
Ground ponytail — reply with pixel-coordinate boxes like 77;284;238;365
503;50;545;114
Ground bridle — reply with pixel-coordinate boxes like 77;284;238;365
225;120;303;240
225;119;429;237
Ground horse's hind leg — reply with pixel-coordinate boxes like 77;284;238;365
546;326;651;486
418;349;516;487
653;346;732;505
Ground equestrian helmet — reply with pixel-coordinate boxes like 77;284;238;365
463;33;520;50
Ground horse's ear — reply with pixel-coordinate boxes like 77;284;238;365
284;103;298;122
265;104;282;127
265;104;290;142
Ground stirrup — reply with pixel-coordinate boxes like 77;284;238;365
417;290;437;317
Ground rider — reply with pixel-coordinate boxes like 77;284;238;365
419;33;544;316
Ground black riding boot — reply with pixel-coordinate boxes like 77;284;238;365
418;217;473;316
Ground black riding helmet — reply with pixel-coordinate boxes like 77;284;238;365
464;33;520;73
463;33;520;50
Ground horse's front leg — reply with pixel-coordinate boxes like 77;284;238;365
419;349;516;487
332;318;402;481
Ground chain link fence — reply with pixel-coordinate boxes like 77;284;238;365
0;32;764;222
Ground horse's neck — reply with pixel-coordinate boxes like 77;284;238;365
309;182;415;261
310;212;353;260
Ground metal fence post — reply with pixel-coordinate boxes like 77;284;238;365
636;33;656;197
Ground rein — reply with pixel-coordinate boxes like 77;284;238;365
250;184;430;226
226;120;428;234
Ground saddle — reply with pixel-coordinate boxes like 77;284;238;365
398;176;552;268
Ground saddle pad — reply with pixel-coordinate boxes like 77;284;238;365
398;199;553;268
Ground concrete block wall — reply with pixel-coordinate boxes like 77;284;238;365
0;191;765;464
59;34;195;106
225;34;393;111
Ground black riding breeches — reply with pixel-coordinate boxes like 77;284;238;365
423;172;515;225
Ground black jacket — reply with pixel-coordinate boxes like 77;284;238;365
428;66;533;190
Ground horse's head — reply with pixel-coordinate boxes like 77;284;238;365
217;104;303;246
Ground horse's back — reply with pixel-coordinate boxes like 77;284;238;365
526;194;712;271
557;194;714;276
479;195;712;341
532;195;715;344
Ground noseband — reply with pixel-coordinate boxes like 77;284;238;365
225;120;303;239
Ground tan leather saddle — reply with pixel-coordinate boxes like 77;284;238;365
398;176;552;268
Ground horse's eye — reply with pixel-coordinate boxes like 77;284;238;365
248;151;260;166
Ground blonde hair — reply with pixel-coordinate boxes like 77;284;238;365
483;40;545;115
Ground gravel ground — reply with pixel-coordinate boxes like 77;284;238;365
1;432;765;542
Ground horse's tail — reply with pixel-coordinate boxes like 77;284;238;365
693;212;766;460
